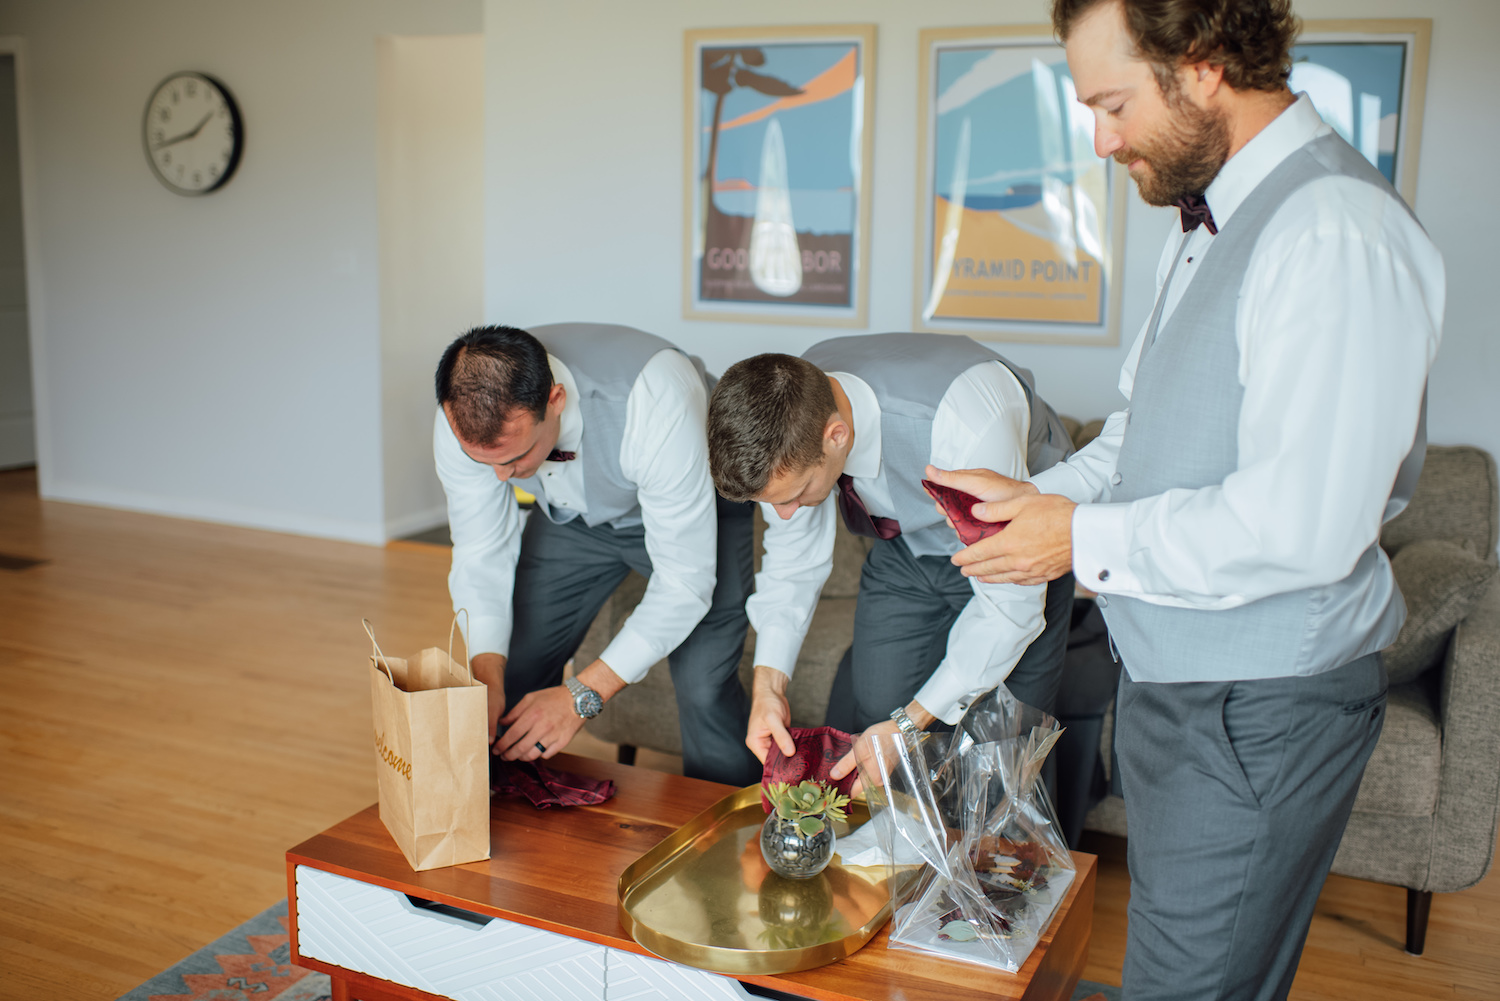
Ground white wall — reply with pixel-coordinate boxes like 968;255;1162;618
377;36;484;540
484;0;1500;466
0;0;481;543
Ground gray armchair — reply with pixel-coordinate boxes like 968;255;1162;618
1080;444;1500;955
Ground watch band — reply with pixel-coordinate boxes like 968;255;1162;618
890;706;921;739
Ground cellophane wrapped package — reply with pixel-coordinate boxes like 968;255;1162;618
855;685;1073;972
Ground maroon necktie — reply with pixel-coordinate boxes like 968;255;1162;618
1175;193;1217;235
491;759;615;808
546;449;575;462
836;474;901;541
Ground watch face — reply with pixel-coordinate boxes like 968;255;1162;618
575;689;604;719
143;72;243;195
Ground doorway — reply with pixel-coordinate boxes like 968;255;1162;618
0;51;34;472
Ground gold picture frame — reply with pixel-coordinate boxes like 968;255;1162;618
682;25;876;327
913;25;1127;346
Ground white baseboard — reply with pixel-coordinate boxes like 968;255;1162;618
384;504;447;542
42;479;387;545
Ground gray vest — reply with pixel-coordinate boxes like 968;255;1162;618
517;323;705;529
802;333;1073;557
1104;132;1426;683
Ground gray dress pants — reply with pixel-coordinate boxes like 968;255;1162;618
824;534;1074;732
505;494;761;786
1116;652;1386;1001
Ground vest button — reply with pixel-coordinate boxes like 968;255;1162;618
1096;595;1109;608
1110;473;1122;486
1098;569;1111;582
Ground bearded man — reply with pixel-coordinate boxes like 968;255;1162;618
925;1;1445;997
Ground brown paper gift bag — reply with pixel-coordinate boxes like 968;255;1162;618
363;616;490;871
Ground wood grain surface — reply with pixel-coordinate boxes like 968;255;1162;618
287;755;1097;1001
2;466;1497;1000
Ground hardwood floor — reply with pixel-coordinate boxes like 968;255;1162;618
1;467;1496;1000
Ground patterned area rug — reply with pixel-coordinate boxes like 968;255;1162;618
117;899;1121;1001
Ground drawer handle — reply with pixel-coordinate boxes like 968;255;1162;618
403;894;494;927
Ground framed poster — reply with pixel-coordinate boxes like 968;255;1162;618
1292;20;1430;204
683;25;875;326
914;26;1126;345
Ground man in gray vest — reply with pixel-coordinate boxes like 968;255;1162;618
433;323;761;786
706;334;1075;779
931;0;1445;997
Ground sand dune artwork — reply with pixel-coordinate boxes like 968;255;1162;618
684;26;875;325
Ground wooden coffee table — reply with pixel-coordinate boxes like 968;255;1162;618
286;754;1095;1001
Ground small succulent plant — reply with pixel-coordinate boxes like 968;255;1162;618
764;780;851;837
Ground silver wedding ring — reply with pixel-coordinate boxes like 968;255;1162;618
534;741;547;753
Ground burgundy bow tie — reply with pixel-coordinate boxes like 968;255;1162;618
1175;193;1217;235
546;449;576;462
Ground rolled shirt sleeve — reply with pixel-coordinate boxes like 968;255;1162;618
603;350;718;683
747;499;837;678
433;406;523;658
912;362;1046;724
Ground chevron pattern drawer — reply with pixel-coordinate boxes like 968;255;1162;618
603;949;758;1001
295;865;607;1000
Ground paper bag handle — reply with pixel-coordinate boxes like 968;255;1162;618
362;618;396;685
449;609;474;684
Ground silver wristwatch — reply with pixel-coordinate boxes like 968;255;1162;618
565;676;604;719
890;706;922;739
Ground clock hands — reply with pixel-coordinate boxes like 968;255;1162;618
153;111;214;152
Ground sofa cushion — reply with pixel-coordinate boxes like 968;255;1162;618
1349;680;1441;817
1382;445;1499;557
1385;539;1497;683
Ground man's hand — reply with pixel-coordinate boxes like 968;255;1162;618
925;465;1038;509
950;492;1077;586
830;701;936;798
495;659;625;762
470;653;508;745
747;666;795;763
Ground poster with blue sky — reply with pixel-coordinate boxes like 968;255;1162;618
685;27;874;323
915;28;1124;344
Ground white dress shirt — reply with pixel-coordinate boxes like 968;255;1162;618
1031;94;1445;608
749;362;1047;724
433;349;718;683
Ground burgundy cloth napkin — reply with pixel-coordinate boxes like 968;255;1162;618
491;759;616;809
922;478;1008;546
761;726;858;813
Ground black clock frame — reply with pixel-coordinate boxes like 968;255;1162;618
141;71;244;196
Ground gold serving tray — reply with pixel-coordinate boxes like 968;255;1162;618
618;784;892;976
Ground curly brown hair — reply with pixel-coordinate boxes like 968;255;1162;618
1051;0;1301;95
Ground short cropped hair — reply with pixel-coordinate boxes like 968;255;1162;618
434;325;553;448
1051;0;1300;95
707;354;837;502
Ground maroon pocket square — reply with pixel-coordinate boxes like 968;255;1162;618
922;479;1009;546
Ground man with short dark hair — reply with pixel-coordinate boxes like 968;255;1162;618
433;323;760;786
706;334;1075;779
931;0;1445;996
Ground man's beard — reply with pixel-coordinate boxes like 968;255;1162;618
1115;96;1232;206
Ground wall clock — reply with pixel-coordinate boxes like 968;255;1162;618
142;71;243;195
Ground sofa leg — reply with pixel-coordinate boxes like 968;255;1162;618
617;744;637;767
1405;888;1432;955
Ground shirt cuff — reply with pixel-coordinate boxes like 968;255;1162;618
1030;461;1101;505
462;614;511;662
1071;502;1139;594
599;624;658;685
750;627;804;680
913;664;976;726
